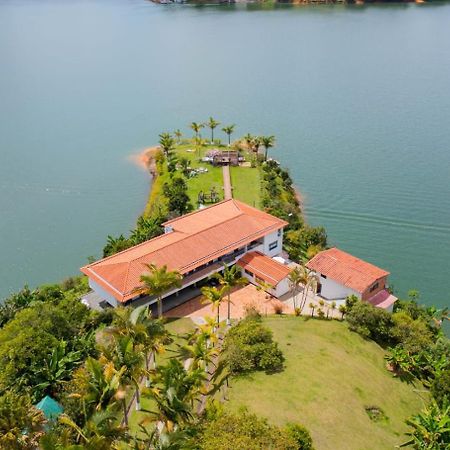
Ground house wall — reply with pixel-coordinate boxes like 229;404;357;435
319;275;361;301
361;276;387;301
274;278;290;297
262;229;283;257
89;279;119;308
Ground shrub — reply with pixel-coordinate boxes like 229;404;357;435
346;301;394;346
273;300;284;315
198;410;298;450
285;423;314;450
223;317;284;374
431;369;450;407
294;307;301;317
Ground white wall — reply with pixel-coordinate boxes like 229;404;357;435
262;229;283;257
89;279;119;308
274;278;290;297
319;276;360;301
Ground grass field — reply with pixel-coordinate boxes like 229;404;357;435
145;141;262;213
225;317;425;450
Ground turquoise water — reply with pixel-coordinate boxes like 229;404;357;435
0;0;449;309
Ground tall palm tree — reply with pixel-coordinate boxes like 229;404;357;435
242;133;254;150
251;136;262;154
213;264;247;325
288;267;303;310
158;133;175;158
222;124;235;146
140;264;183;318
201;286;226;326
206;117;220;144
190;122;204;139
297;265;318;312
173;129;182;144
261;135;275;161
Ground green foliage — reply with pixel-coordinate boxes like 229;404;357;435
391;311;433;353
223;317;284;374
0;296;95;401
285;423;314;450
0;391;46;449
163;176;193;217
346;301;394;345
401;399;450;449
431;370;450;408
197;410;298;450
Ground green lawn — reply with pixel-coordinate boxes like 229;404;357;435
225;317;425;450
230;165;261;208
128;317;195;433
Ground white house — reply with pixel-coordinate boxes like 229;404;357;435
81;199;289;309
237;251;292;298
306;247;397;311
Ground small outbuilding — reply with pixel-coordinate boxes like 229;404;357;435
306;247;397;311
237;251;291;298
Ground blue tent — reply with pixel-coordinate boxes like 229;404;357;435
35;395;63;420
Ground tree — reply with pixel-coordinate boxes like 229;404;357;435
174;129;182;144
222;124;235;146
190;122;204;139
285;423;314;450
401;400;450;449
0;391;46;450
159;133;175;158
178;157;191;177
296;265;318;312
252;136;262;155
431;369;450;407
213;265;247;325
163;177;193;216
261;135;275;161
206;117;220;143
385;346;416;379
288;267;302;310
201;286;226;326
103;234;133;257
140;264;183;318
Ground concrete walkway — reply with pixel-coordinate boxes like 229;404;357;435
222;165;232;200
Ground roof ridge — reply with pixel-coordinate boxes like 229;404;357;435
163;198;238;226
81;231;186;269
326;247;389;275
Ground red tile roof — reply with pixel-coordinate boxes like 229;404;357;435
306;247;389;293
81;200;288;302
237;251;291;287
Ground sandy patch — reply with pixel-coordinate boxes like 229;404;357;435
128;146;160;172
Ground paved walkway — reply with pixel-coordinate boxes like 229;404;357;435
222;165;232;200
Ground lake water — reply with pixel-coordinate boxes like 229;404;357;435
1;0;449;309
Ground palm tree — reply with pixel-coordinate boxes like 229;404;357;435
330;301;337;319
297;265;319;312
222;124;235;146
201;286;226;326
242;133;254;151
338;304;347;320
140;264;183;318
174;129;182;144
309;302;315;317
158;133;175;158
58;410;127;450
288;267;302;310
190;122;204;139
177;330;218;373
99;335;144;420
261;135;275;161
252;136;262;155
206;117;220;144
213;264;247;325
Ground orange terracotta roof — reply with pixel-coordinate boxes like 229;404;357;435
81;199;288;302
237;251;291;287
306;247;389;293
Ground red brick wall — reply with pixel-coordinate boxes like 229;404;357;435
362;276;387;301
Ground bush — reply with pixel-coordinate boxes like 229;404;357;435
198;410;298;450
346;301;394;346
224;317;284;374
285;423;314;450
431;369;450;407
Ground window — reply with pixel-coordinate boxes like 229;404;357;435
268;241;278;251
369;282;379;293
277;229;282;237
321;274;327;280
